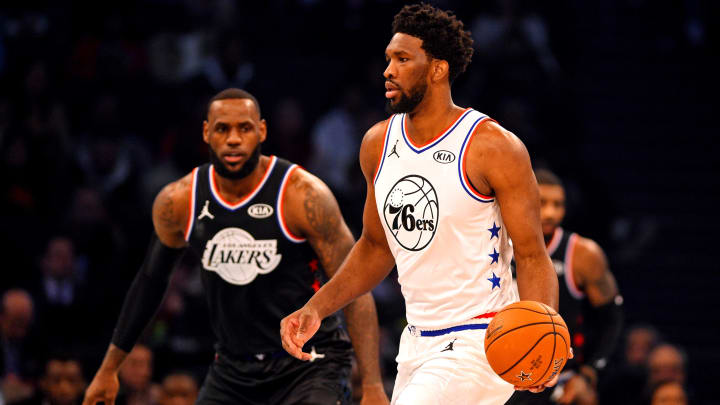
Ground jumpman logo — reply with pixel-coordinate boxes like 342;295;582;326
387;140;400;158
441;338;457;352
309;346;325;362
198;200;215;220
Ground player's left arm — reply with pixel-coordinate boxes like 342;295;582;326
572;237;623;385
283;167;387;403
466;121;558;310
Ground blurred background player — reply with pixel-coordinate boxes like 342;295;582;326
0;290;39;405
14;353;86;405
281;4;559;404
82;89;387;405
157;372;198;405
507;168;623;405
116;345;159;405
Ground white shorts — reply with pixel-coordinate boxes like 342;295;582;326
391;320;514;405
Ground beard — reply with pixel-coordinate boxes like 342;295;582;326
385;76;429;114
209;143;261;180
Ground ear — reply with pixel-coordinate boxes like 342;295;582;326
431;59;450;83
203;120;209;144
258;119;267;143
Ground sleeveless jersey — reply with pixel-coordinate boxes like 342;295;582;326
373;109;519;328
184;156;345;356
546;227;589;363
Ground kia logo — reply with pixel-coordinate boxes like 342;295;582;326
247;203;274;219
433;150;456;164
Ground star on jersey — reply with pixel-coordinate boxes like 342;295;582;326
488;248;499;264
487;272;501;290
198;200;215;220
488;222;501;239
309;346;325;362
517;370;532;382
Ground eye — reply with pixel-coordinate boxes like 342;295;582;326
216;124;227;132
399;57;409;62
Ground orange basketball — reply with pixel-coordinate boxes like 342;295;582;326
484;301;570;387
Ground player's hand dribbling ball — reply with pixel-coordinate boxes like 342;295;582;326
484;301;571;388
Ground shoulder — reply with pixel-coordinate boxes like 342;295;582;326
283;166;343;238
287;166;334;199
152;171;195;246
359;118;393;177
468;119;527;160
154;171;194;211
571;235;608;276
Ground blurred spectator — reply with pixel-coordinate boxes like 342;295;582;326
647;344;686;387
118;345;160;405
14;353;85;405
471;0;559;78
30;236;92;351
626;325;661;367
157;373;198;405
198;34;254;91
650;380;688;405
147;260;214;379
600;324;661;405
265;97;309;167
0;290;38;404
307;87;364;197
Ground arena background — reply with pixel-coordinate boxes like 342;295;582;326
0;1;717;404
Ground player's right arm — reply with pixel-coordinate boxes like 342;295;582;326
280;120;396;361
83;174;192;405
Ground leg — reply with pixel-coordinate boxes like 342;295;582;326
392;327;514;405
276;347;353;405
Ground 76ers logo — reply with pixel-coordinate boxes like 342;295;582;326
383;175;438;251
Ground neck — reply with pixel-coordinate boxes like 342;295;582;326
405;85;464;145
544;227;558;246
213;155;270;203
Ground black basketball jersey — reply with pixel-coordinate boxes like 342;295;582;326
184;156;345;357
546;227;591;365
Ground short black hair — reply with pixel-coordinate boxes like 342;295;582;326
535;168;563;187
392;3;474;83
206;88;261;118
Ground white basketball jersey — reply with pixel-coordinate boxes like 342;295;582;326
373;108;519;328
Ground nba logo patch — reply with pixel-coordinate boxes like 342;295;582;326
383;174;439;251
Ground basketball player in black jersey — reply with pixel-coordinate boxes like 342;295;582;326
82;89;389;405
506;169;623;405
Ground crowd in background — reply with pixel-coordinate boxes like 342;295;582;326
1;0;714;404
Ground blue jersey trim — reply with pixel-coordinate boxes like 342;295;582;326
417;323;489;337
458;117;495;203
401;109;473;154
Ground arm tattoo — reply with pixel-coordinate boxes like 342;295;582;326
593;271;617;300
156;184;182;229
296;178;349;273
303;185;339;241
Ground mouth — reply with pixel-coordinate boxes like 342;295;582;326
222;151;246;165
385;81;400;99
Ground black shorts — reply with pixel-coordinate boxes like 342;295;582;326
504;388;553;405
196;339;353;405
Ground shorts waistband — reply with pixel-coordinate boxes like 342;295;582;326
408;312;497;337
217;348;290;362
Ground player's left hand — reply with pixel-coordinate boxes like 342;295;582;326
515;347;574;393
360;383;389;405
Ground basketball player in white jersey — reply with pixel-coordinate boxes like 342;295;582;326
281;4;559;404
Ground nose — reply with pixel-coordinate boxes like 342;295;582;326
227;127;242;146
383;60;395;80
